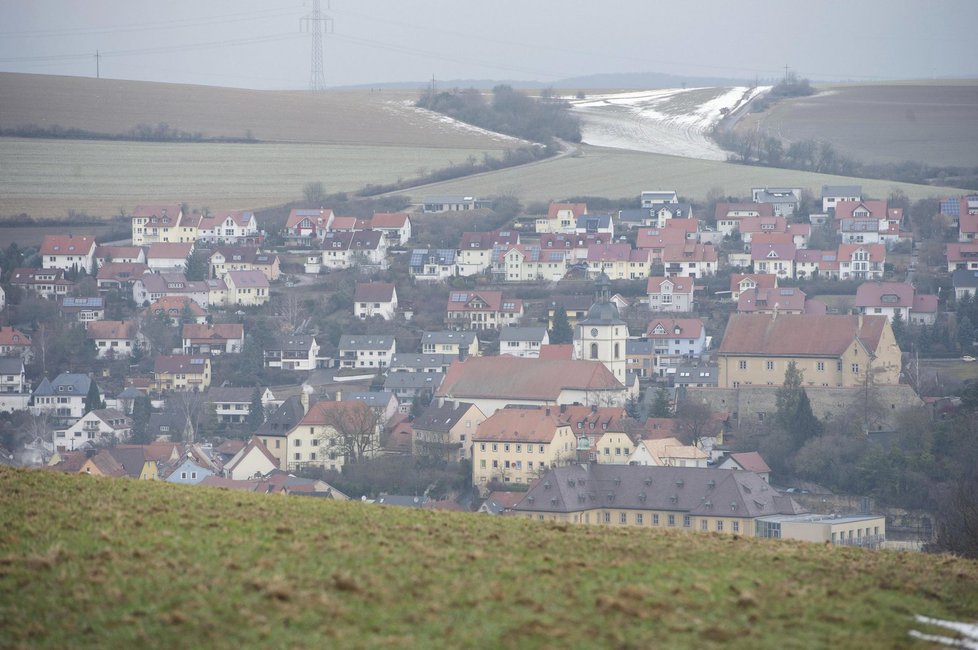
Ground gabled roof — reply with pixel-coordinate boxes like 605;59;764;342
0;326;31;347
207;387;256;403
33;373;93;397
837;243;885;261
538;344;574;360
224;436;279;476
197;210;256;230
645;318;704;339
147;242;193;260
635;227;687;250
459;229;519;251
498;326;548;342
420;331;478;346
547;202;587;219
354;282;396;302
437;357;623;402
751;242;796;262
225;270;269;289
370;212;410;228
821;184;862;197
719;313;887;357
473;406;567;443
855;282;914;309
730;274;777;293
0;358;25;374
647;276;694;295
39;234;95;256
86;320;137;340
714;202;775;220
268;335;317;352
286;208;334;229
413;401;478;434
105;446;150;478
146;296;206;317
257;396;306;437
154;355;209;374
182;323;244;341
725;451;771;474
295;400;373;427
133;204;182;220
834;200;887;220
96;262;150;282
338;335;395;351
95;245;142;260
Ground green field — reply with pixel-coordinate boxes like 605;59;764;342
2;467;977;648
0;138;509;218
401;144;970;204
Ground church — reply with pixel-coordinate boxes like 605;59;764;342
573;274;629;384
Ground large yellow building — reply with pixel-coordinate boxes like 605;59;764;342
472;407;577;489
512;464;805;537
716;313;901;389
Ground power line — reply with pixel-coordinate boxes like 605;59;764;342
300;0;333;92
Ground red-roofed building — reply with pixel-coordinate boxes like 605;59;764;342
855;281;937;326
662;243;717;278
354;282;398;320
635;227;687;258
446;291;523;331
94;245;145;267
96;262;150;291
145;296;207;326
738;287;825;316
0;326;32;362
647;276;695;312
537;202;587;234
946;242;978;272
538;344;574;360
471;406;576;487
751;242;796;279
285;208;334;245
131;204;187;246
730;273;778;301
40;234;96;273
719;451;772;483
717;313;900;388
196;210;260;246
586;244;651;280
182;323;245;355
458;229;520;276
837;244;885;280
153;355;212;392
715;202;775;236
87;320;139;358
368;212;412;245
644;318;707;358
10;267;74;299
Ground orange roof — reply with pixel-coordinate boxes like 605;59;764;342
86;320;137;340
731;274;778;293
645;318;704;339
297;400;372;427
146;297;206;316
548;202;587;219
39;234;95;256
719;313;887;357
182;323;244;341
538;344;574;360
370;212;409;228
437;357;623;401
474;407;566;443
0;326;31;347
636;228;687;250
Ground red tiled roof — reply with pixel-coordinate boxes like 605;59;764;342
147;242;193;259
437;357;623;401
728;451;771;474
0;326;31;347
645;318;704;339
146;297;206;317
226;270;269;288
647;276;694;295
719;313;887;357
370;212;409;228
636;227;687;250
86;320;137;340
837;243;885;262
354;282;396;302
286;208;334;229
154;355;209;375
39;234;95;256
182;323;244;341
97;262;150;282
547;202;587;219
474;407;566;443
730;274;778;293
538;344;574;360
855;282;914;309
834;200;887;220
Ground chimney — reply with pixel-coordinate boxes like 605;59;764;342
300;384;313;414
335;390;342;402
545;407;551;417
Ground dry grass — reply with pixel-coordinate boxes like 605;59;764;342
1;466;977;649
736;83;978;168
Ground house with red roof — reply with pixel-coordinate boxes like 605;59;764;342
536;202;587;234
0;326;32;362
837;244;885;280
661;242;717;278
471;405;576;488
751;242;796;279
354;282;398;320
196;210;260;246
647;276;695;312
153;355;212;392
730;273;778;301
146;242;194;273
40;234;96;273
368;212;412;245
223;436;280;480
635;227;687;259
586;243;651;280
719;451;772;483
96;262;150;292
10;268;74;300
284;208;334;245
87;320;140;358
319;231;388;270
715;202;775;236
493;244;571;282
145;296;207;326
945;242;978;273
855;281;937;326
131;204;190;246
94;245;145;267
181;323;245;355
716;313;901;389
644;318;707;358
738;287;826;316
457;229;520;276
446;290;523;331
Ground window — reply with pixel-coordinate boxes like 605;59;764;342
480;460;486;468
294;453;301;460
766;361;774;371
181;472;187;479
816;361;825;371
738;360;747;370
716;520;723;532
667;514;676;527
504;444;510;452
683;515;691;528
480;443;486;451
191;472;197;479
619;512;627;524
294;439;301;447
590;343;598;359
701;520;708;530
653;514;659;525
837;361;843;371
636;513;644;525
733;521;739;533
851;363;860;374
603;512;611;523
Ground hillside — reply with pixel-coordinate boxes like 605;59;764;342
734;82;978;168
2;467;977;648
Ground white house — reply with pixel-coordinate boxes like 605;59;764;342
353;282;398;320
58;408;132;451
640;191;678;207
627;437;709;468
86;320;140;359
264;335;320;371
369;212;412;246
338;335;396;370
196;210;260;246
39;235;96;273
320;231;388;270
498;327;549;358
822;185;862;213
409;249;458;282
647;276;695;312
0;358;28;414
31;373;99;421
146;242;194;273
224;436;280;480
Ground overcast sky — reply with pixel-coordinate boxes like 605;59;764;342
1;0;975;89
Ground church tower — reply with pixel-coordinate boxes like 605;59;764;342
574;274;628;383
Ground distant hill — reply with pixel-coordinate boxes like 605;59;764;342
2;466;977;648
342;71;753;91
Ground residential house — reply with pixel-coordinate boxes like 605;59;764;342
644;318;707;378
195;210;260;246
31;373;99;421
627;437;708;468
457;229;520;276
539;232;612;264
635;227;687;260
794;249;838;280
181;323;244;355
146;242;193;273
409;249;458;282
729;273;778;301
736;216;788;244
224;436;279;480
625;340;655;378
478;491;526;515
716;313;901;389
145;296;207;326
87;320;139;358
512;464;804;536
208;247;281;282
536;202;586;234
131;204;194;246
224;270;269;306
384;372;445;410
96;262;150;291
952;196;978;241
10;267;73;299
369;212;412;245
575;214;615;236
446;290;523;331
587;244;651;280
153;355;212;392
338;335;396;370
0;358;28;414
284;208;334;245
714;202;775;237
320;230;388;270
354;282;398;320
389;353;457;374
59;296;105;322
264;335;320;371
822;185;862;213
499;327;549;358
661;242;717;278
837;244;885;280
163;455;215;484
738;287;825;316
208;386;263;424
413;401;486;461
953;269;978;302
341;391;400;425
94;245;145;267
58;408;132;451
855;281;937;326
420;331;479;358
421;195;491;213
471;406;576;488
640;190;678;207
133;273;211;308
494;244;570;282
752;187;801;216
40;234;96;272
647;276;695;312
272;400;382;472
945;242;978;272
0;326;32;363
751;242;797;279
436;356;630;418
674;364;719;388
718;451;772;483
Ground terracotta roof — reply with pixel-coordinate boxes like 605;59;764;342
354;282;396;302
738;287;808;313
182;323;244;341
537;344;574;360
226;269;269;288
586;243;635;262
437;357;624;402
154;355;209;374
446;290;522;314
86;320;137;340
296;400;372;427
647;276;694;295
645;318;704;339
834;200;887;220
635;227;687;250
751;242;796;262
912;294;938;313
147;242;193;259
95;245;142;259
730;274;777;293
719;313;888;357
946;242;978;263
459;229;519;250
484;491;525;509
837;243;885;261
146;296;206;317
0;326;31;347
547;202;587;219
473;407;567;443
855;282;914;309
662;242;717;263
96;262;150;282
727;451;771;474
286;208;333;229
39;234;95;256
369;212;409;228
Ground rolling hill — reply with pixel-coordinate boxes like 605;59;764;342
1;466;977;648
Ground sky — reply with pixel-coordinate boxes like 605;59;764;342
0;0;976;90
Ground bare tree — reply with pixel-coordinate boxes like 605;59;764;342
675;399;713;448
276;293;305;333
320;402;384;465
170;391;210;444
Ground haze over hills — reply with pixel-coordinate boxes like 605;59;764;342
339;71;757;91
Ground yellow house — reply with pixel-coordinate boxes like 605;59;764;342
472;406;576;489
512;464;805;537
717;313;901;389
261;400;379;473
131;204;199;246
153;355;212;392
224;270;270;306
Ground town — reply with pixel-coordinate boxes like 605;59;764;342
3;185;976;551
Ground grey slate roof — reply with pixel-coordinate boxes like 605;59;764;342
513;464;805;518
256;396;306;438
421;331;477;347
270;335;317;352
32;373;93;397
384;372;445;391
0;358;25;374
338;335;395;351
341;391;397;408
953;268;978;289
413;401;475;434
389;353;456;372
499;326;548;342
821;185;862;196
207;387;256;403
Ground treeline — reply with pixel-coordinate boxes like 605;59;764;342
748;72;815;113
355;146;549;197
713;129;978;189
416;84;581;146
0;122;258;143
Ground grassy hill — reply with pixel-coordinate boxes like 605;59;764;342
2;467;977;648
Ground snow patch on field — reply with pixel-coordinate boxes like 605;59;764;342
381;100;530;146
568;86;770;160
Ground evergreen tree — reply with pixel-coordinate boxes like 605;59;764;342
549;306;573;344
958;315;975;352
624;396;641;420
246;387;265;431
649;386;672;418
890;309;907;349
130;395;153;443
84;378;104;413
185;248;209;281
775;361;804;435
